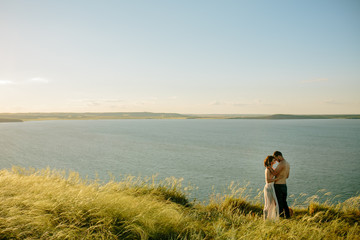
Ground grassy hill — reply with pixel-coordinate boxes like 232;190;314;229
0;167;359;239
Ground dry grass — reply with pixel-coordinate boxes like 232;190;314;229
0;167;359;239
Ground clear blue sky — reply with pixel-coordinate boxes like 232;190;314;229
1;0;359;114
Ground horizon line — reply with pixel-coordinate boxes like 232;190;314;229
1;112;360;115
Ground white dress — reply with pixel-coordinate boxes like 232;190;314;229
263;169;279;220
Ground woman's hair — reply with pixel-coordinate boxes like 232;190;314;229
264;155;275;167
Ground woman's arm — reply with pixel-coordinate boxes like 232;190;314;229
267;163;284;177
267;176;277;183
265;168;277;183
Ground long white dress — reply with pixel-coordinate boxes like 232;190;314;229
263;168;279;220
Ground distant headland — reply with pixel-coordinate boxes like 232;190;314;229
0;112;359;122
0;118;23;123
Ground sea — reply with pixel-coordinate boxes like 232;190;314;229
1;119;359;205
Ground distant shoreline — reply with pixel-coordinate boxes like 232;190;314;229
0;118;23;123
229;114;360;120
0;112;360;122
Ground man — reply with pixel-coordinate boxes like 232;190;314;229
267;151;290;218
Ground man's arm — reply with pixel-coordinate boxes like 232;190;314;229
267;163;284;177
267;176;277;183
265;169;277;183
287;167;290;178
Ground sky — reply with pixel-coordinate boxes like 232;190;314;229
1;0;359;114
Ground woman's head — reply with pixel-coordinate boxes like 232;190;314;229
264;155;275;167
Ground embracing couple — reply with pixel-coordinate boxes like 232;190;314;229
263;151;291;220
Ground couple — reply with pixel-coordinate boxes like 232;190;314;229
263;151;291;220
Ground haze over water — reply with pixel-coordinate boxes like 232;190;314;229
1;119;359;204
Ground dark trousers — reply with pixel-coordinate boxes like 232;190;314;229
274;184;290;218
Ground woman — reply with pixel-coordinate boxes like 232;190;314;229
263;155;279;220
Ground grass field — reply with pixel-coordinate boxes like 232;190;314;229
0;167;359;239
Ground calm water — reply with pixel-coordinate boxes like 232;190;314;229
1;119;359;203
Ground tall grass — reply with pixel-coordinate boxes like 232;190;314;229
0;167;359;239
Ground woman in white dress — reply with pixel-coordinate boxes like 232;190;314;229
263;155;279;220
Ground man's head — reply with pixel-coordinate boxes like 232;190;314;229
273;151;284;162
